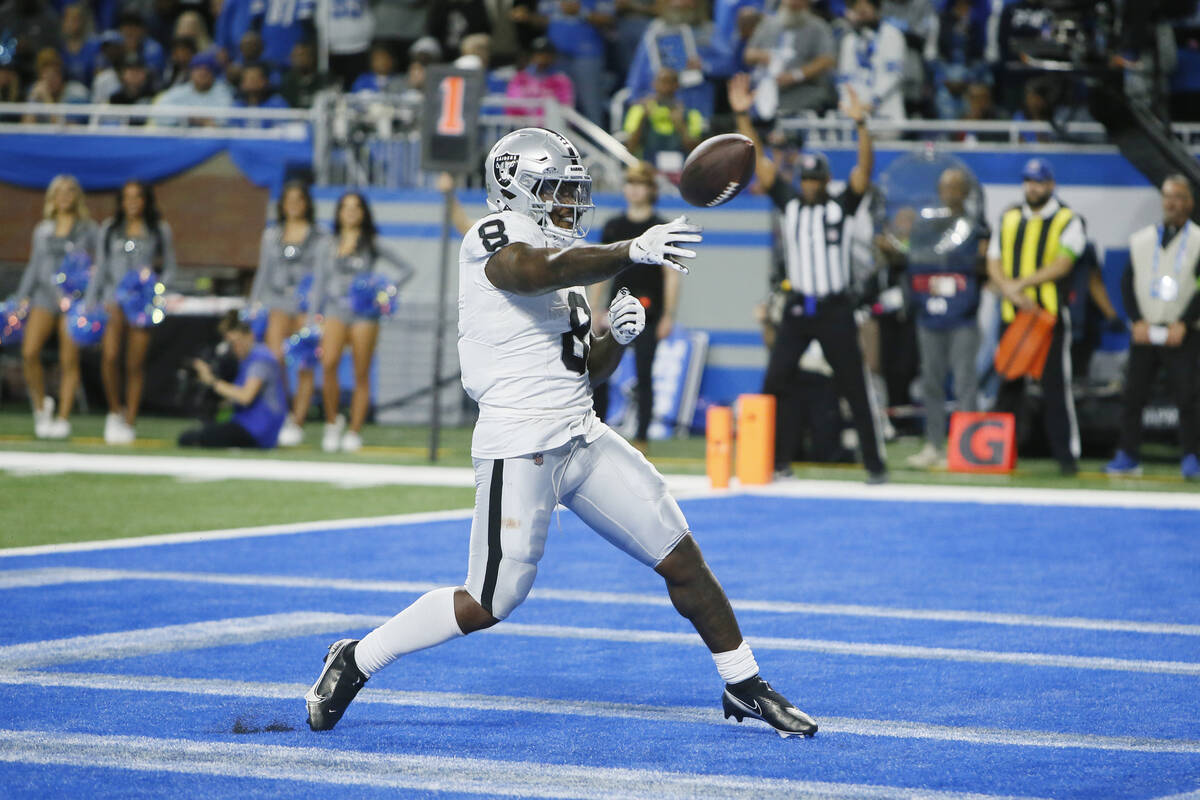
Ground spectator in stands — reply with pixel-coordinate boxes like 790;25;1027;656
902;167;989;469
214;0;257;69
225;28;264;87
743;0;835;119
511;1;613;126
9;174;98;440
610;0;656;82
881;0;938;116
257;0;315;71
86;179;177;445
142;0;180;51
711;0;765;80
310;192;414;453
117;11;166;75
251;180;328;448
179;310;289;450
1107;175;1200;481
623;66;705;170
837;0;906;122
325;0;374;89
624;0;722;120
428;0;491;61
955;78;1007;142
1012;75;1056;142
59;3;94;88
0;0;60;83
588;161;680;452
173;11;212;55
504;37;574;118
0;54;21;114
370;0;428;67
107;52;157;123
153;50;234;126
234;61;287;126
89;31;125;103
162;34;198;88
455;32;510;95
279;40;325;108
23;47;88;122
350;40;404;93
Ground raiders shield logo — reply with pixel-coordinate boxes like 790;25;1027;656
493;152;519;188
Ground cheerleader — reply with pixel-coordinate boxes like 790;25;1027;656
11;174;98;439
85;180;177;444
248;180;329;446
309;191;413;452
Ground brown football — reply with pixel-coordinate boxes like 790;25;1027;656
678;133;756;208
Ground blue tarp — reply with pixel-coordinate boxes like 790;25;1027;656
0;133;312;192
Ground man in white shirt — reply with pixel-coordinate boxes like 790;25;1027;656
305;127;819;740
837;0;907;123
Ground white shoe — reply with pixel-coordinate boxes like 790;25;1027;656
905;443;944;469
321;415;345;453
112;418;135;445
43;417;71;440
104;412;124;444
277;418;303;447
340;430;362;453
33;396;54;438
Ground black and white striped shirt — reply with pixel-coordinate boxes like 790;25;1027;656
770;179;864;298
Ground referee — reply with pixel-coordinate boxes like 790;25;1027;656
729;73;887;483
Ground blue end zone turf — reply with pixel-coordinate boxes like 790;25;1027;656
1;494;1198;799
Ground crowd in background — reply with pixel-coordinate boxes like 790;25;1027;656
3;2;1200;141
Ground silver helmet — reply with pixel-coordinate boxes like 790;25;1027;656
484;127;593;244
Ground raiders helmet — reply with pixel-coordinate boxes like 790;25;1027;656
484;127;594;243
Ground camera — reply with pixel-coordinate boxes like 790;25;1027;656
174;343;237;420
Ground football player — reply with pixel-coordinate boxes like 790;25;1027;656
306;127;817;738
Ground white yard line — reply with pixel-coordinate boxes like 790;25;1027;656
4;566;1198;637
0;729;1052;800
4;671;1199;757
0;612;377;669
3;609;1197;676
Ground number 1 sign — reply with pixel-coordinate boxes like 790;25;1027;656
420;66;485;175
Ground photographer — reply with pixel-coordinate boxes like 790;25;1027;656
178;311;288;449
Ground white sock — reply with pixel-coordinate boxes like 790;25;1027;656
353;586;464;677
712;640;759;684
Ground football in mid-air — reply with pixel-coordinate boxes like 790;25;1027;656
678;133;756;208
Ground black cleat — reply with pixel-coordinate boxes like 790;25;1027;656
305;639;367;731
722;675;817;738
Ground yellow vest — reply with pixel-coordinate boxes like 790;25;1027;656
998;204;1076;322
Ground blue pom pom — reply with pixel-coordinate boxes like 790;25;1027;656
348;272;399;319
241;304;269;341
295;273;314;313
55;250;93;309
114;268;166;328
0;299;29;347
284;325;321;368
66;301;108;346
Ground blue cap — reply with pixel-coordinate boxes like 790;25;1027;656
189;50;220;73
1021;158;1054;183
99;30;123;46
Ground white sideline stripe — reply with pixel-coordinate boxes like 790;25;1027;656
487;622;1200;676
0;450;716;496
5;566;1200;638
1;605;1195;675
746;478;1200;511
6;670;1200;757
1154;791;1200;800
0;729;1050;800
0;612;377;669
0;508;476;558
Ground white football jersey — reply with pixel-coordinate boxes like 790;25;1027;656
458;211;604;459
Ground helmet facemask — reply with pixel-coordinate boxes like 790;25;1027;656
527;170;593;244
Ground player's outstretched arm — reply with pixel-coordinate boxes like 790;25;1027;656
485;217;702;296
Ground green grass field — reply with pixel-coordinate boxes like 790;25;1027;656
0;409;1194;549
